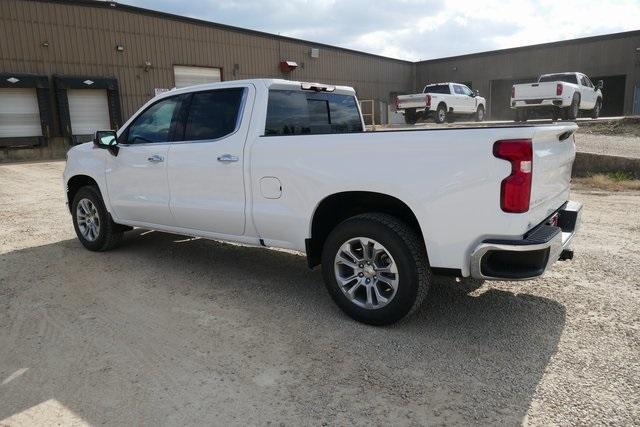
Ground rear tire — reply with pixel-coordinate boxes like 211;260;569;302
321;213;430;325
591;98;602;119
72;186;124;251
565;94;580;120
434;104;447;124
404;109;417;125
515;108;529;122
475;105;485;122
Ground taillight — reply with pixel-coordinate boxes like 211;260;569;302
511;86;515;98
493;139;533;213
556;83;563;96
425;94;431;107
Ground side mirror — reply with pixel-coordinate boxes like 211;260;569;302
93;130;119;156
473;89;480;97
596;80;604;90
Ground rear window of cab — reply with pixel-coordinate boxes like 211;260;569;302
264;90;363;136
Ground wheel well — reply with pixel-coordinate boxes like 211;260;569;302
437;102;447;111
66;175;99;212
306;191;424;268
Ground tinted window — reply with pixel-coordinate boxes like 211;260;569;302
264;90;362;136
461;85;474;96
127;97;179;144
580;76;593;88
423;84;450;94
539;74;578;84
184;88;244;141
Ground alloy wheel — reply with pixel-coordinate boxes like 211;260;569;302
334;237;399;309
76;198;101;241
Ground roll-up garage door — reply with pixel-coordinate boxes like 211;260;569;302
0;88;42;137
174;66;221;88
67;89;111;136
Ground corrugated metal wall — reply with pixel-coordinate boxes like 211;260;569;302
0;0;414;126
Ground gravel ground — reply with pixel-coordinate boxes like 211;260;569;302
574;132;640;158
0;161;638;426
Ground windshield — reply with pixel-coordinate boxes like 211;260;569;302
423;84;450;94
539;74;578;84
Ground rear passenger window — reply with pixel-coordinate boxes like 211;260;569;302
423;84;451;94
184;88;244;141
264;90;362;136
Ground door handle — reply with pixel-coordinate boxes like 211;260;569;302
147;155;164;163
217;154;239;163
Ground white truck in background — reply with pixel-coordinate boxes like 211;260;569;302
511;72;603;122
395;83;486;124
64;79;581;326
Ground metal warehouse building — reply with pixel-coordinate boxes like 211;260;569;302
0;0;639;159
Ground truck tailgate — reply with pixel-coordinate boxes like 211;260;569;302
514;82;558;100
397;94;427;109
528;124;577;224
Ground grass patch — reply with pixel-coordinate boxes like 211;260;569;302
576;118;640;138
573;173;640;191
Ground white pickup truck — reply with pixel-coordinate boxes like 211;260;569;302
64;79;581;325
395;83;486;124
511;72;603;121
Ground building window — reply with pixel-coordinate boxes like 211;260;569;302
173;66;222;89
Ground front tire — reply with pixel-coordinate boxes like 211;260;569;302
475;105;485;122
72;186;123;251
321;213;430;325
591;98;602;119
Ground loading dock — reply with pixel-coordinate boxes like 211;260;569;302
0;88;42;139
591;75;626;117
67;89;111;140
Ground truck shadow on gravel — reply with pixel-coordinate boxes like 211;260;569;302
0;229;566;425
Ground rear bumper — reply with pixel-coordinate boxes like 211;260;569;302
511;98;567;108
398;106;429;113
469;201;582;280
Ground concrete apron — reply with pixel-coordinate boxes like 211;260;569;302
572;152;640;179
0;137;69;163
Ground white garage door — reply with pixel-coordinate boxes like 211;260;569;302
174;66;221;88
68;89;111;136
0;88;42;137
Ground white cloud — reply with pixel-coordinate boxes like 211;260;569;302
121;0;640;60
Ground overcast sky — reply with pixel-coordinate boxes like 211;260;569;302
118;0;640;61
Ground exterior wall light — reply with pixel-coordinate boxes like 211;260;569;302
116;45;124;52
280;60;298;73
